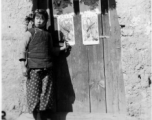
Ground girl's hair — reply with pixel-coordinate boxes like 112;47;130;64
25;9;48;23
34;9;49;22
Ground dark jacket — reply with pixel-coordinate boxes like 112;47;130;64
27;28;52;68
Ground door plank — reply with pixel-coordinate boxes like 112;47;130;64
109;8;126;113
102;0;126;113
102;13;114;113
87;14;106;113
69;15;90;112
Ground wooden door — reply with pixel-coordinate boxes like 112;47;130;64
36;0;126;114
51;0;107;113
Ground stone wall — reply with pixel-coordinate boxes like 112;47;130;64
116;0;151;119
2;0;32;119
2;0;151;120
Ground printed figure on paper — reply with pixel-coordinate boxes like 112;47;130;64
53;0;73;15
58;15;75;45
79;0;101;14
80;0;99;10
81;13;99;45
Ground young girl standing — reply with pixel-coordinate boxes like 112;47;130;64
19;9;67;120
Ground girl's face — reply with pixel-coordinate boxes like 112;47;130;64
34;14;46;28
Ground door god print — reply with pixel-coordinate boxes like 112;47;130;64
57;14;75;45
81;12;99;45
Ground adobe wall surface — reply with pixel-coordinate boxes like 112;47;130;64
116;0;151;119
2;1;32;119
2;0;151;120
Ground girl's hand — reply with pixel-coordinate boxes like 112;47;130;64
61;41;70;51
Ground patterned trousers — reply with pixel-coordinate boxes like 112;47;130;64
26;68;55;113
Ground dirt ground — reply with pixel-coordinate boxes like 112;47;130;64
2;0;151;120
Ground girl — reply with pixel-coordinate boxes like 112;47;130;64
19;9;68;120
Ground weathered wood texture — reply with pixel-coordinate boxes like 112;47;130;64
102;0;126;113
68;15;90;112
102;13;113;113
50;0;126;114
109;9;126;113
87;14;106;113
52;0;74;15
79;0;101;13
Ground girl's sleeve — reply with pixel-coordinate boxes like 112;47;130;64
18;31;31;61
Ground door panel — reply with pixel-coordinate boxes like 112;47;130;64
102;0;126;113
87;14;106;113
52;0;107;113
68;15;90;112
87;44;106;112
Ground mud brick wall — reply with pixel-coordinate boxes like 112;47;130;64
116;0;151;119
2;0;32;119
2;0;151;120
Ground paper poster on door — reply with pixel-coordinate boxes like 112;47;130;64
52;0;74;15
79;0;101;14
57;14;75;45
81;12;99;45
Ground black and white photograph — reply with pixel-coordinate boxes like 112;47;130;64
1;0;151;120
